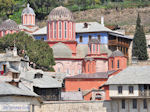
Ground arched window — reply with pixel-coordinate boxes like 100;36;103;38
25;15;27;25
59;21;61;39
88;63;90;72
67;69;70;74
64;21;67;39
93;44;95;53
117;60;120;68
58;67;60;72
53;21;57;38
112;60;114;68
69;22;71;39
97;45;99;53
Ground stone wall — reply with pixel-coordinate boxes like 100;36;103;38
35;101;111;112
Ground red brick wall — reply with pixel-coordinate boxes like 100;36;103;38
65;78;107;92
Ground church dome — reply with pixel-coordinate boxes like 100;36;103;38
109;50;124;57
52;42;72;58
22;4;35;15
0;19;19;31
48;6;74;21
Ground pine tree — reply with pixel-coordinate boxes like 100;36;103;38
132;13;148;60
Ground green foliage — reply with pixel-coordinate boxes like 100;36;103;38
132;13;148;60
0;32;55;71
1;0;150;22
28;0;59;20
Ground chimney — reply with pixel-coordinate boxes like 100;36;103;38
101;16;104;26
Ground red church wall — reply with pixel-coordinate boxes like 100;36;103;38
65;78;107;92
82;60;96;74
0;30;18;38
108;56;127;71
103;85;110;100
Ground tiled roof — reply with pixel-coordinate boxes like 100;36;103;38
21;69;62;88
0;19;19;31
66;71;116;79
106;66;150;85
48;6;74;21
76;22;112;33
0;82;38;96
22;4;35;15
32;26;46;35
109;50;124;57
109;32;133;40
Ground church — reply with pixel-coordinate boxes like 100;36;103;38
0;5;129;76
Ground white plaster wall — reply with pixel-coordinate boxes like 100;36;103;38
111;99;150;112
109;85;139;97
0;96;40;105
96;60;108;72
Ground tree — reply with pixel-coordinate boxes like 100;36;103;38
0;32;55;71
28;0;59;20
132;13;148;60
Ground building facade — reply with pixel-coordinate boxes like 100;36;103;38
106;66;150;112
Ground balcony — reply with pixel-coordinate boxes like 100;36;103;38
139;91;150;97
139;85;150;97
108;40;117;45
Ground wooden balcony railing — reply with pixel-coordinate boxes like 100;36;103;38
139;91;150;97
108;40;117;45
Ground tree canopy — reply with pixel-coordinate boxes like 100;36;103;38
132;13;148;60
0;31;55;71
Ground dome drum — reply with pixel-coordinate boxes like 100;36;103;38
0;19;19;37
47;6;75;41
22;4;35;26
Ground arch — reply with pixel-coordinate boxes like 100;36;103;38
55;62;64;72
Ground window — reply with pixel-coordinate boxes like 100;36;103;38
122;99;125;109
70;22;72;38
67;69;70;74
79;36;83;42
41;37;44;41
12;73;18;79
93;44;95;52
143;99;147;109
54;21;57;38
89;35;92;42
78;88;81;91
58;67;60;72
59;21;61;38
129;86;134;94
133;99;137;109
78;69;81;74
34;73;43;79
118;86;122;94
3;65;6;73
97;45;99;53
64;22;67;38
88;63;90;72
112;60;113;68
98;35;101;41
117;60;120;68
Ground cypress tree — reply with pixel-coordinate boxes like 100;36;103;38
132;13;148;60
